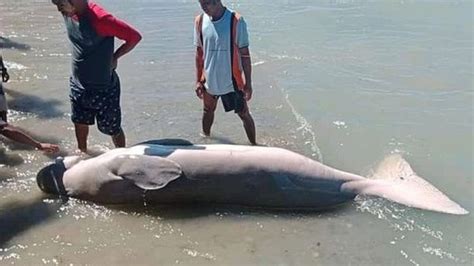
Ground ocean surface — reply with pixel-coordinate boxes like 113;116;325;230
0;0;472;265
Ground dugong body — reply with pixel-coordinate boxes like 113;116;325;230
37;139;468;215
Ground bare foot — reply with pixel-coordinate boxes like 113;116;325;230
199;132;210;138
73;149;90;158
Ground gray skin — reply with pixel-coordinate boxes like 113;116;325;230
57;140;360;209
39;139;468;214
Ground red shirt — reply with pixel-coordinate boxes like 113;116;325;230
74;2;142;45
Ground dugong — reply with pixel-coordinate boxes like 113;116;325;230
36;139;468;215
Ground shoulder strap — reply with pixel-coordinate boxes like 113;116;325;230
230;12;244;91
230;12;235;65
230;12;237;91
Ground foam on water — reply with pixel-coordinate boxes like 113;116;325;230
355;195;469;265
278;86;323;162
4;61;27;70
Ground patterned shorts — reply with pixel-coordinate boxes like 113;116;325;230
70;80;122;136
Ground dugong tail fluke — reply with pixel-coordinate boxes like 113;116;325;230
341;154;469;215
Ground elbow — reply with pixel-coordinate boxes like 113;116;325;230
135;32;142;43
128;32;142;47
133;35;142;47
195;51;203;62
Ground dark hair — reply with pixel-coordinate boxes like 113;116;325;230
36;160;67;195
51;0;74;5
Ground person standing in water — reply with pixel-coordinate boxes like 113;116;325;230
194;0;256;145
51;0;142;153
0;54;59;153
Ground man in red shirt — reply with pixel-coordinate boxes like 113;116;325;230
51;0;142;153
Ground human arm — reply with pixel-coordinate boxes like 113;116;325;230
194;14;206;99
95;14;142;69
239;47;252;101
193;15;205;99
195;46;205;99
0;124;59;153
236;18;252;101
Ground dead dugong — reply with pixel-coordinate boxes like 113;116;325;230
36;139;468;215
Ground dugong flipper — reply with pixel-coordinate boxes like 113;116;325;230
112;155;182;190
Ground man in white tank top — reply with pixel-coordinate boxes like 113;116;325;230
194;0;257;145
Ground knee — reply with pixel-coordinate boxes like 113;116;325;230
203;105;216;114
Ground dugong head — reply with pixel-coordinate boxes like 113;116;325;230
37;157;67;195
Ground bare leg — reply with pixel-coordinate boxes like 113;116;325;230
202;110;215;136
237;110;256;145
74;123;89;153
202;91;218;136
0;111;7;123
112;129;126;148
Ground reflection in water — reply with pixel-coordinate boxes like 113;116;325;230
0;37;31;51
0;194;349;264
0;148;24;167
355;196;469;265
3;87;64;119
0;197;61;247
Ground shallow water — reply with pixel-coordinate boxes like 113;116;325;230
0;0;472;265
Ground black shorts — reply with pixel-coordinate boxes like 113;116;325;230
220;90;245;113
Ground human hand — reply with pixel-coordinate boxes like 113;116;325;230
38;143;60;154
111;57;118;70
195;82;205;99
243;83;253;101
1;68;9;83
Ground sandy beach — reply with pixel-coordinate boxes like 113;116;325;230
0;0;472;264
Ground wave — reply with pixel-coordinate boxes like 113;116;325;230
279;86;323;162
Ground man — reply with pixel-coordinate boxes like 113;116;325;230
0;55;59;153
51;0;142;153
194;0;256;145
